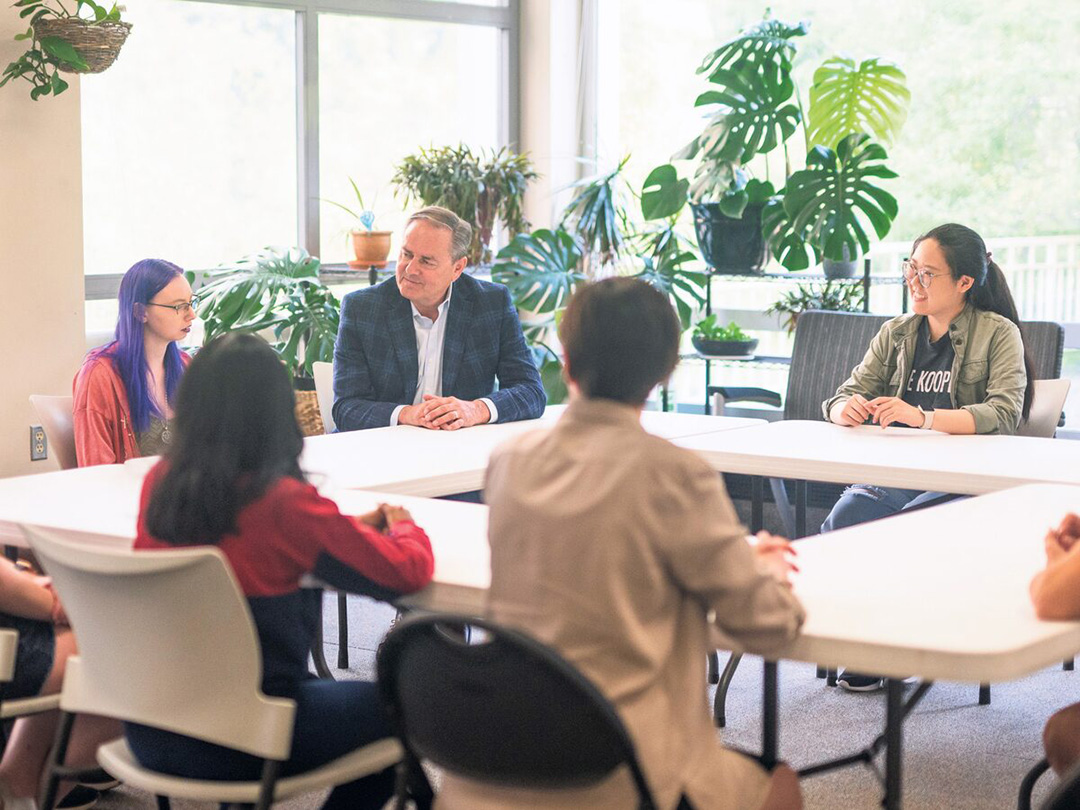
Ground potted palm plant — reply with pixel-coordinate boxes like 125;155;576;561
392;144;537;266
1;0;131;99
195;247;340;435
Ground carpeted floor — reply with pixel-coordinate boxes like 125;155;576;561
92;591;1079;810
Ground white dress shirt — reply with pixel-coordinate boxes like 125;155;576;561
390;282;497;426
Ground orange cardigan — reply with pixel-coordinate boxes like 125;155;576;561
72;348;191;467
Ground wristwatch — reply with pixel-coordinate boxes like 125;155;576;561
918;405;935;430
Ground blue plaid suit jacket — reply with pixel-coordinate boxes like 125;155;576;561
332;274;546;431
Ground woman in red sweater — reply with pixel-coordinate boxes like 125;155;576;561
131;333;434;810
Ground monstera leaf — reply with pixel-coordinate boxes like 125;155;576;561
196;246;338;378
683;59;801;167
491;228;586;315
808;57;911;150
782;133;898;262
696;16;809;76
761;195;820;272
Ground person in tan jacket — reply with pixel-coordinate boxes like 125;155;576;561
442;278;806;810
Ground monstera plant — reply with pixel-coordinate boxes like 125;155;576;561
643;13;911;274
196;247;339;382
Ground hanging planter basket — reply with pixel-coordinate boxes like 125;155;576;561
32;17;132;74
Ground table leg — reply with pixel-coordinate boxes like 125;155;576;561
751;476;763;533
795;480;807;539
762;660;779;769
884;678;903;810
311;592;335;680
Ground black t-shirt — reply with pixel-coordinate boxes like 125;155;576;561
902;320;955;411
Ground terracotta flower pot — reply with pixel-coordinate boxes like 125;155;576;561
349;231;392;268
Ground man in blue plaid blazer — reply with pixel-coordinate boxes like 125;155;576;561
332;206;545;432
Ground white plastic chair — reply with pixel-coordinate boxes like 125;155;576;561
1017;378;1071;438
28;395;77;470
22;524;402;810
0;628;61;755
312;361;336;434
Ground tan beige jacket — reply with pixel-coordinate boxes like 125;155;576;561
442;398;805;810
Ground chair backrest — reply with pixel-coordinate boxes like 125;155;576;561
1016;378;1071;438
312;361;335;434
29;395;77;470
783;310;891;421
376;613;656;808
21;524;296;761
1042;758;1080;810
1020;321;1064;380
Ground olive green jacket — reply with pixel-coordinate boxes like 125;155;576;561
821;304;1027;435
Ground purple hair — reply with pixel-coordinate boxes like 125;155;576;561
104;259;187;435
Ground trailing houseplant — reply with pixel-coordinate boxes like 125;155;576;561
321;178;392;268
1;0;131;100
765;279;865;335
643;12;910;275
392;144;538;266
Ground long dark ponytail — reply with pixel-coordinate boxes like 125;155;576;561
914;223;1034;420
145;333;305;545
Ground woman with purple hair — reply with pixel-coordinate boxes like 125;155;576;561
73;259;197;466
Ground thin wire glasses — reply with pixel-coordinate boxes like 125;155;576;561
145;297;200;315
901;260;949;289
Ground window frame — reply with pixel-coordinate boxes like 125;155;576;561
84;0;520;299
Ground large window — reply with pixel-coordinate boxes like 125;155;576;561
81;0;517;333
81;0;297;276
318;13;501;264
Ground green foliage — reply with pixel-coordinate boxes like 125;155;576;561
807;57;911;150
392;144;538;265
197;247;339;380
559;156;632;273
491;229;587;316
693;314;751;342
631;225;706;329
1;0;122;100
321;177;377;231
765;280;865;335
767;133;899;269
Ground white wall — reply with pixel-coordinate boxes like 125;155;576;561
0;13;85;477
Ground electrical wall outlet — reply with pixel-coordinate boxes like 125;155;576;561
30;425;47;461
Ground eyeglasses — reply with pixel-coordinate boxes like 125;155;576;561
901;260;949;289
146;297;200;315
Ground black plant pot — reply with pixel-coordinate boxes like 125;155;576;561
691;202;768;275
692;336;759;357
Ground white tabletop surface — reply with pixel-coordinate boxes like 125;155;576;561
399;483;1080;684
0;408;761;545
676;420;1080;494
300;405;764;495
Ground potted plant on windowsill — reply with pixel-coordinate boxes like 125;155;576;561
194;246;340;435
643;13;910;278
1;0;131;100
321;178;392;268
392;144;538;267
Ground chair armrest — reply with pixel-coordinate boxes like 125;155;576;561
707;386;783;408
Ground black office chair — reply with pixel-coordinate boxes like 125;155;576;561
376;613;657;810
1018;757;1080;810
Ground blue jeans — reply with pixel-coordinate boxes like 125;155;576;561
126;679;395;810
821;486;961;533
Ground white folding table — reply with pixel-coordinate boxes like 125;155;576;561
676;420;1080;537
394;483;1080;810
